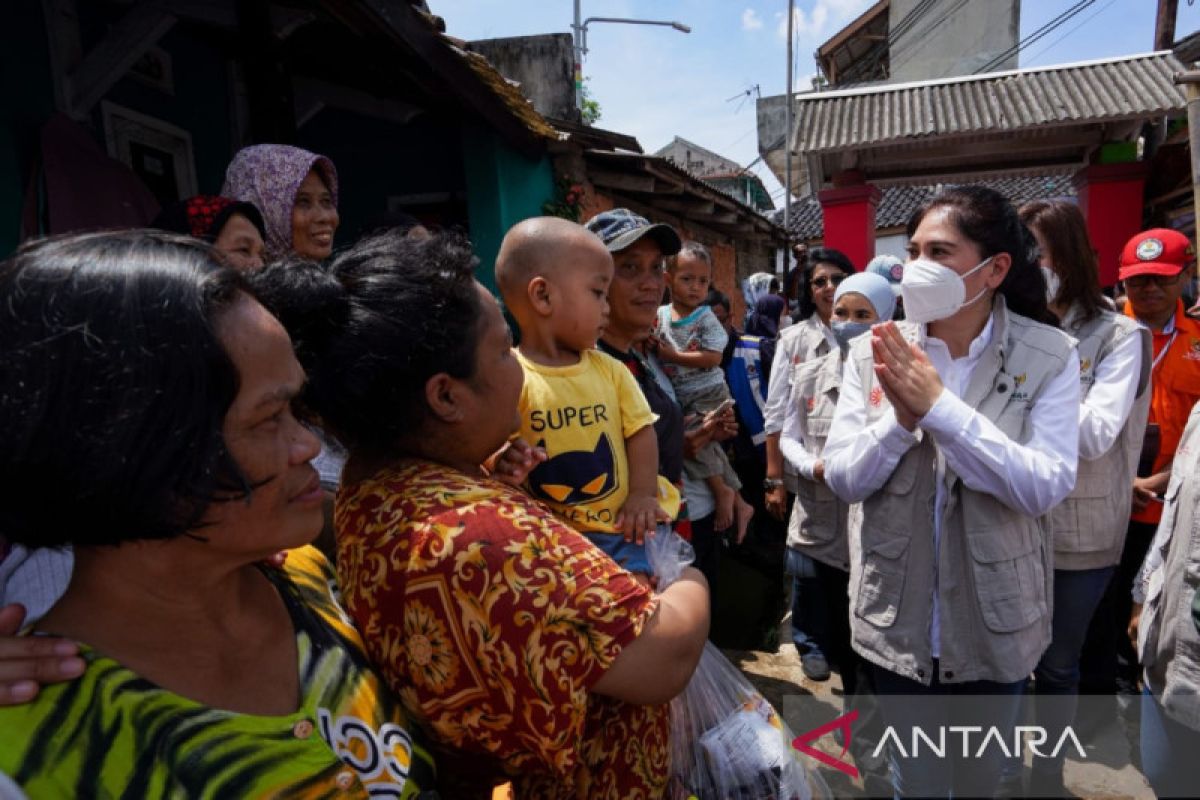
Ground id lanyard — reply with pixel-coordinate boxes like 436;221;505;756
1151;329;1179;374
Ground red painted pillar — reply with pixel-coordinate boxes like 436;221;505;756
818;173;881;271
1073;163;1148;288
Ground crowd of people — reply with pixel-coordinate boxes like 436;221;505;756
0;139;1198;800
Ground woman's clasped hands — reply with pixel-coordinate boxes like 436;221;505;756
870;321;944;432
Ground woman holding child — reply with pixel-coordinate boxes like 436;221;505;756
584;209;739;602
1;223;709;798
259;228;710;799
652;242;754;545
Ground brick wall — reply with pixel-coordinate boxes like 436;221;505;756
579;183;772;328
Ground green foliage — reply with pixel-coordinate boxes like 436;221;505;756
580;78;602;125
543;177;585;222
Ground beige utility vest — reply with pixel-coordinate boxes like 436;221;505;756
847;300;1075;685
786;348;850;571
1048;306;1151;571
1139;402;1200;731
780;316;836;493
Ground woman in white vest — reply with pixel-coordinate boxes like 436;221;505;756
780;271;896;794
781;272;895;691
1007;200;1151;796
823;186;1081;798
1133;403;1200;797
763;247;853;681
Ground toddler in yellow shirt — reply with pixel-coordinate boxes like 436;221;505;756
495;217;676;575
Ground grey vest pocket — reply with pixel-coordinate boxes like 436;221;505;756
793;478;837;542
967;527;1044;633
855;534;910;627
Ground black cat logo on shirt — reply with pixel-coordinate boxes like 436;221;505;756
527;432;618;507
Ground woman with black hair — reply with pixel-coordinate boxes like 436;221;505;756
253;229;709;799
705;287;738;369
1005;199;1150;795
0;231;437;796
744;294;787;382
762;246;854;681
151;194;268;270
823;186;1081;798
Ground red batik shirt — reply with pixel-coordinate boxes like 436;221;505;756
335;460;670;800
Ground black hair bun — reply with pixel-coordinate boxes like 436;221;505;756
246;258;349;369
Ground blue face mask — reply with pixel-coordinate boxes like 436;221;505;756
831;320;873;348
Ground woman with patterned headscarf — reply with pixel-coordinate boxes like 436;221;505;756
222;144;340;262
742;271;777;316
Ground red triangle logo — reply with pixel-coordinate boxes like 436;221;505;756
791;709;860;779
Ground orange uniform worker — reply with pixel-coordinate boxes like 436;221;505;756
1123;234;1200;526
1080;228;1200;704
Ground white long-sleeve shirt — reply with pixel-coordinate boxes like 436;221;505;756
763;317;836;436
1077;326;1144;461
780;406;820;480
823;317;1080;656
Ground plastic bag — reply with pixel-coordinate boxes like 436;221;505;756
646;526;829;800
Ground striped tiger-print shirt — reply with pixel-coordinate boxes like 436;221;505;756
0;546;438;799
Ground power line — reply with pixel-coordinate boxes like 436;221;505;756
824;0;1100;88
973;0;1097;74
888;0;972;76
975;0;1095;73
835;0;940;86
793;14;804;86
724;127;756;150
1021;0;1118;65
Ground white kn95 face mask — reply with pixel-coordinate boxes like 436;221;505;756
899;256;993;324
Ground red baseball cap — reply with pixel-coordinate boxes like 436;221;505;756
1118;228;1195;281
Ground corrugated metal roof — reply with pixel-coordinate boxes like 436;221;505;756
792;51;1187;154
454;45;562;141
583;150;785;238
777;174;1076;241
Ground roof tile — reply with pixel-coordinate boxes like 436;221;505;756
776;174;1077;240
793;52;1186;153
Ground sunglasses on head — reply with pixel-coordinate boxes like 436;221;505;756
810;274;847;289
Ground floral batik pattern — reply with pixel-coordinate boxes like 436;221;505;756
336;460;671;800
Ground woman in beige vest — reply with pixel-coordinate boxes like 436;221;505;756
1002;200;1150;796
763;247;851;681
781;272;896;795
781;272;896;689
824;186;1080;798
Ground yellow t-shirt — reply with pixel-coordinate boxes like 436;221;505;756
516;348;657;533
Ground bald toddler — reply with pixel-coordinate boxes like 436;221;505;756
495;217;675;577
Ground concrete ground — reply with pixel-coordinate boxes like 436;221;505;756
722;615;1155;799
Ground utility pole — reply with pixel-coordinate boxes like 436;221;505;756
1155;0;1178;51
1175;69;1200;258
573;0;583;115
571;3;689;123
784;0;794;240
